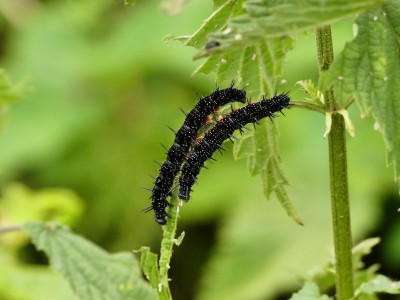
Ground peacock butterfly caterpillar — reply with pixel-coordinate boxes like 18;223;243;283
145;83;247;225
178;92;290;201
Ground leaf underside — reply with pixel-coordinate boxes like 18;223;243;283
25;221;157;300
186;0;301;222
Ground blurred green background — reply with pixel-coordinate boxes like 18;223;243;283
0;0;399;299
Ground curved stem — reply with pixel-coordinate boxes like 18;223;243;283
316;26;354;299
158;190;182;300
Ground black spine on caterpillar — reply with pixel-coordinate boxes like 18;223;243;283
178;92;290;201
148;83;247;225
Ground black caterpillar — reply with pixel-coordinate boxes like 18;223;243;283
146;83;246;225
178;92;290;201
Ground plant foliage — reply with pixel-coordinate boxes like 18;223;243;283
321;1;400;184
25;222;157;300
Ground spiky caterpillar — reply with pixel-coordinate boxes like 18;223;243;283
147;84;247;225
178;92;290;201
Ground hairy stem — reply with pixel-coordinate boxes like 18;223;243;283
158;191;182;300
316;26;354;299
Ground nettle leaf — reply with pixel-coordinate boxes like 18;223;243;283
191;0;381;60
289;281;330;300
356;275;400;296
25;222;157;300
292;238;400;298
226;0;382;39
187;1;299;222
320;1;400;183
233;118;302;224
136;247;163;296
174;0;246;49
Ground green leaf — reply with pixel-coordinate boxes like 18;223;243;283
197;38;299;222
182;1;298;222
356;275;400;296
195;38;293;98
320;1;400;183
178;0;246;49
297;238;381;294
289;281;330;300
136;247;160;292
225;0;382;39
232;118;302;224
352;237;380;267
24;221;157;300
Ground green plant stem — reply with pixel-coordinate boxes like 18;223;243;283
158;191;181;300
316;26;354;299
290;100;325;114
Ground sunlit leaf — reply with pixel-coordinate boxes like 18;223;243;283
193;20;299;222
180;0;246;49
289;281;330;300
227;0;382;38
25;222;157;300
137;247;160;293
356;275;400;296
